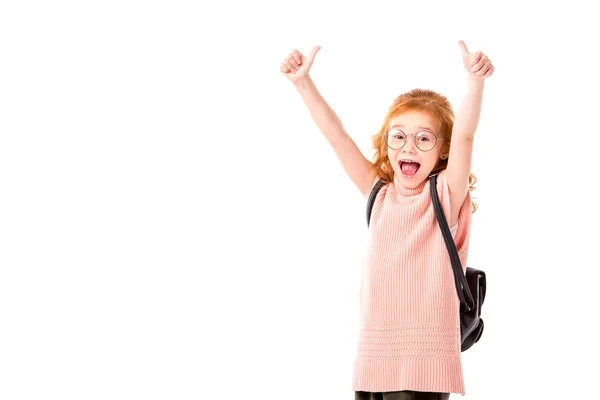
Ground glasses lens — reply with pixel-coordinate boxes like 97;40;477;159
415;131;437;151
387;129;406;149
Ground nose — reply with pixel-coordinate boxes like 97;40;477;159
402;134;417;153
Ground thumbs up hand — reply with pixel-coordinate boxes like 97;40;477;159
280;46;322;84
458;41;494;79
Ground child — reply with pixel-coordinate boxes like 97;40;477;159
280;41;494;399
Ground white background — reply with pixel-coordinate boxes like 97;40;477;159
1;1;599;399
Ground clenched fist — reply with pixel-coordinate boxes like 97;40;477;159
459;41;494;79
280;46;321;84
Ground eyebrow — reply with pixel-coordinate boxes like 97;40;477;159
390;124;435;131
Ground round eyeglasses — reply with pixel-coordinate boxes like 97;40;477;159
384;129;445;152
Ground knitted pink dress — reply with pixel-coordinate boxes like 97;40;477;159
352;169;472;395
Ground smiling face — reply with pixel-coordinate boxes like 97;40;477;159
387;110;449;189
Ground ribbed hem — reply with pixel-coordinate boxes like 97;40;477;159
352;355;465;395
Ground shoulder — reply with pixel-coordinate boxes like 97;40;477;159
436;169;471;227
431;169;448;200
364;174;386;200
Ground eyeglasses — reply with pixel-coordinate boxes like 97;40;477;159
384;129;445;152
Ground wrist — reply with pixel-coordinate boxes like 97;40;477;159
293;75;313;90
467;73;485;86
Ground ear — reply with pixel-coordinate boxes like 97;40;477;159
440;144;450;160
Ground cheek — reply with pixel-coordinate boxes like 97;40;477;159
387;150;399;168
423;152;441;167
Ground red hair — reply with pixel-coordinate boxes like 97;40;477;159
370;88;477;213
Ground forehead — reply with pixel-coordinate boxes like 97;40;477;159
389;110;440;131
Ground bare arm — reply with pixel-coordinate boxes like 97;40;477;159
294;77;377;197
446;41;494;225
446;77;483;191
281;48;377;198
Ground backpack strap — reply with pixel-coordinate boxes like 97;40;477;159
366;179;387;227
429;173;475;312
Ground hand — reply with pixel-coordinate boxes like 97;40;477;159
280;46;321;84
458;41;494;79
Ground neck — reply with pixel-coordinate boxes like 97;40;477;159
393;174;428;196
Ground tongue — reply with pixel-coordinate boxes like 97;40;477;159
401;162;419;176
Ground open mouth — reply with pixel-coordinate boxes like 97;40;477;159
399;160;421;177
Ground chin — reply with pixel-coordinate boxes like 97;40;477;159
399;177;423;188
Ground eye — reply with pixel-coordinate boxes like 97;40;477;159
390;129;406;139
416;132;434;142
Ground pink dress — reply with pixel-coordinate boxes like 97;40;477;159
352;170;472;395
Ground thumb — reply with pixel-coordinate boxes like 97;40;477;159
306;45;321;62
458;40;469;55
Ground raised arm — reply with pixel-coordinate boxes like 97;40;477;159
281;47;377;198
445;41;494;224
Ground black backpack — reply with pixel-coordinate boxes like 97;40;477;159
366;174;486;352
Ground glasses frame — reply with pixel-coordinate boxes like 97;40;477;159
384;128;445;152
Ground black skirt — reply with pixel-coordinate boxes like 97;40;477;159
355;391;450;400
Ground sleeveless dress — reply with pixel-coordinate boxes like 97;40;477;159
352;169;472;396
